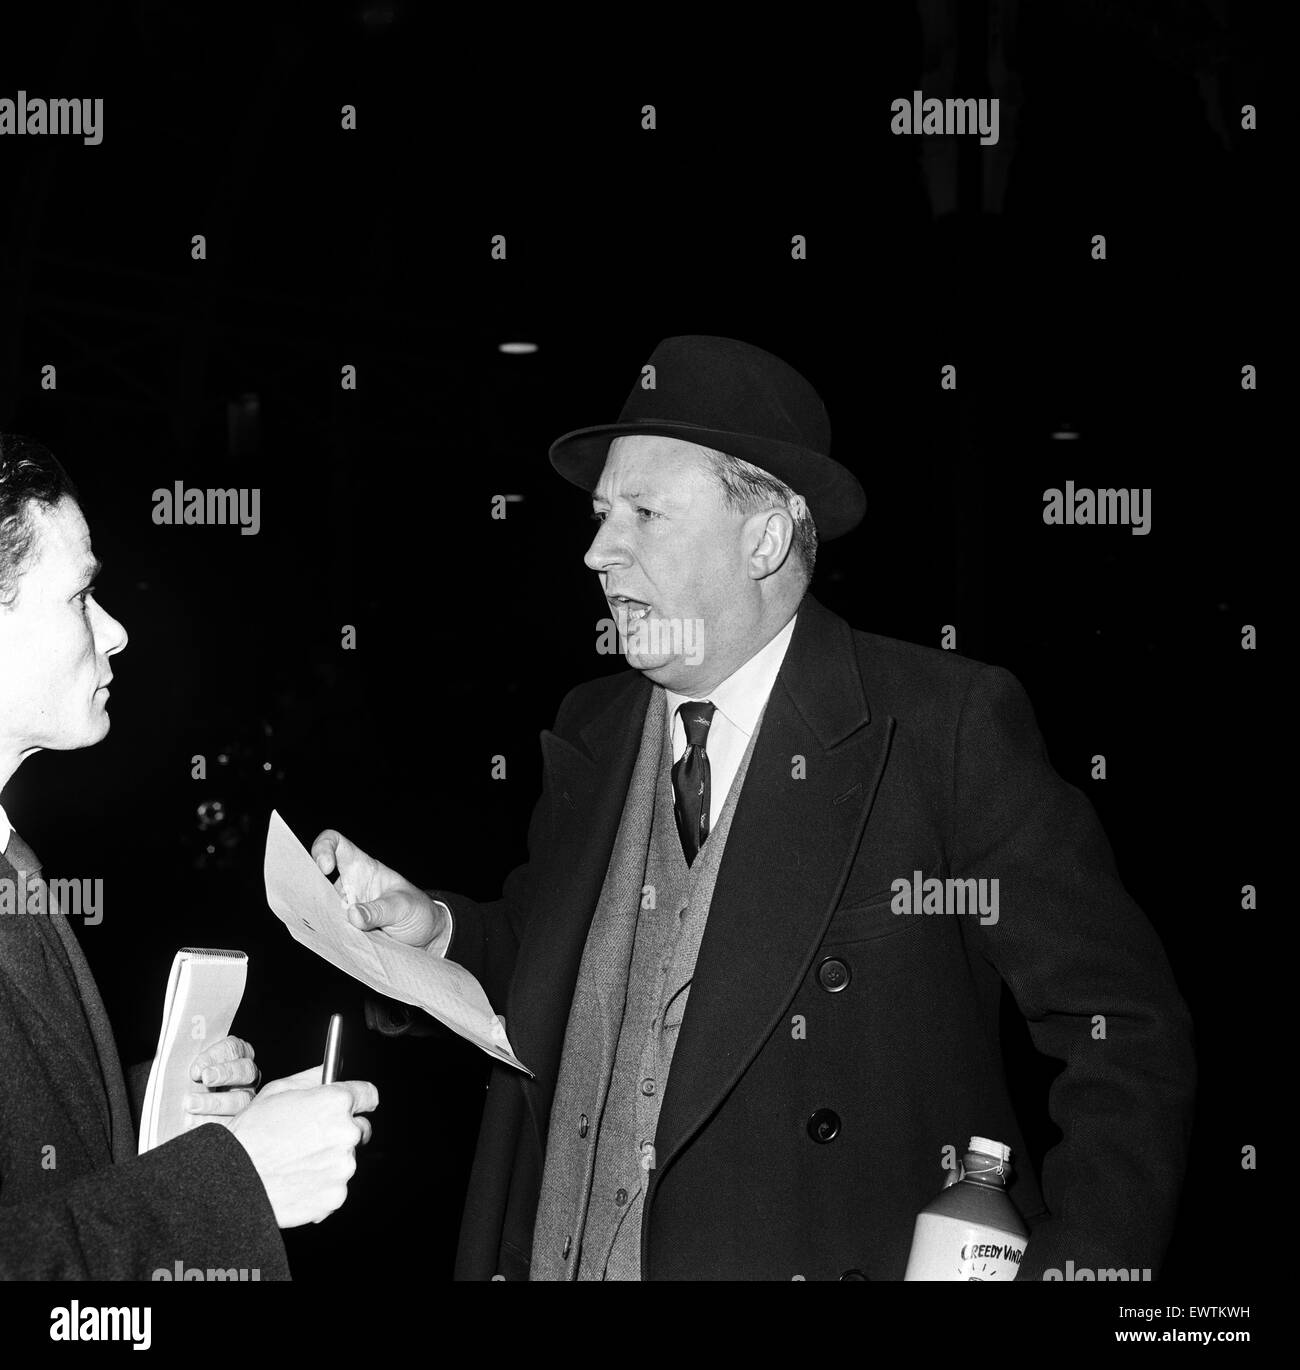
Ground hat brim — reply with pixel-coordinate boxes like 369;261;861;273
549;420;865;540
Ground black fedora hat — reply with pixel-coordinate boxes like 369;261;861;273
548;335;865;540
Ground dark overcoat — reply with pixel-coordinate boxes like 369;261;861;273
430;594;1195;1280
0;847;288;1280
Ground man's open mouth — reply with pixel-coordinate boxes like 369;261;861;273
609;595;652;623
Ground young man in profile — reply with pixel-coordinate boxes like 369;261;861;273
0;432;378;1280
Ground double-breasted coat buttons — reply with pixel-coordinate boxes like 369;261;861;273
807;1108;841;1143
817;956;851;992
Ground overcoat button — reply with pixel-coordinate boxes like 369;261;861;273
817;957;851;992
807;1108;841;1143
579;1114;589;1137
562;1235;572;1258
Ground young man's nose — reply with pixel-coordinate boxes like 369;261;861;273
96;604;128;656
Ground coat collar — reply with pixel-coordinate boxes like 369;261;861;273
571;594;872;767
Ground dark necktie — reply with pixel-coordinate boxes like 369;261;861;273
671;701;716;867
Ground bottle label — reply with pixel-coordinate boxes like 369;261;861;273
903;1213;1026;1281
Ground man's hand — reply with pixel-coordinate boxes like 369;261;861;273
311;828;446;950
184;1034;260;1121
226;1067;379;1227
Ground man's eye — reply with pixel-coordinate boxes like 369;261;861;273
589;508;659;522
77;585;96;606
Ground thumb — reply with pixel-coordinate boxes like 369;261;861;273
346;891;410;931
334;1079;380;1115
346;898;385;930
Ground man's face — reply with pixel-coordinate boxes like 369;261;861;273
0;497;128;761
585;435;765;694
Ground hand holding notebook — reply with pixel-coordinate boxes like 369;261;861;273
138;948;249;1153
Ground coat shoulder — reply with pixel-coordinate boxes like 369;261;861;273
550;666;647;738
852;624;991;684
843;624;1012;726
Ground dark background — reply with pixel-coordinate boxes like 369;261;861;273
1;1;1269;1282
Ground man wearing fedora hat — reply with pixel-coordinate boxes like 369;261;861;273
314;335;1194;1281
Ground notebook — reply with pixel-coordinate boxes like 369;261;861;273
137;947;249;1154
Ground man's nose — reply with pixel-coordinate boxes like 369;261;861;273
584;519;630;573
96;603;128;656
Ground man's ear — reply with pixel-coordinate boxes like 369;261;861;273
746;505;796;579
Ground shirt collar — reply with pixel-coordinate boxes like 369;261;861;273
0;803;12;856
666;612;798;740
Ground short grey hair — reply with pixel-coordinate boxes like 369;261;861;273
700;447;817;584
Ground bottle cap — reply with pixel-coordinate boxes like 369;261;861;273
968;1136;1012;1162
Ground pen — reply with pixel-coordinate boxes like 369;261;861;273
321;1012;343;1085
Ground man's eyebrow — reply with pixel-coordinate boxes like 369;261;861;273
77;558;103;585
591;490;652;505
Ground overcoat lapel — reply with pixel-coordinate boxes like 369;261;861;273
47;909;137;1163
0;848;121;1162
651;597;896;1176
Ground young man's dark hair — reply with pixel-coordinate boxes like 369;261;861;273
0;433;79;606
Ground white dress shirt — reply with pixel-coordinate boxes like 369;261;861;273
665;612;798;832
0;803;12;856
430;613;799;959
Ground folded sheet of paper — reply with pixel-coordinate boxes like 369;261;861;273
139;948;248;1154
263;810;531;1075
